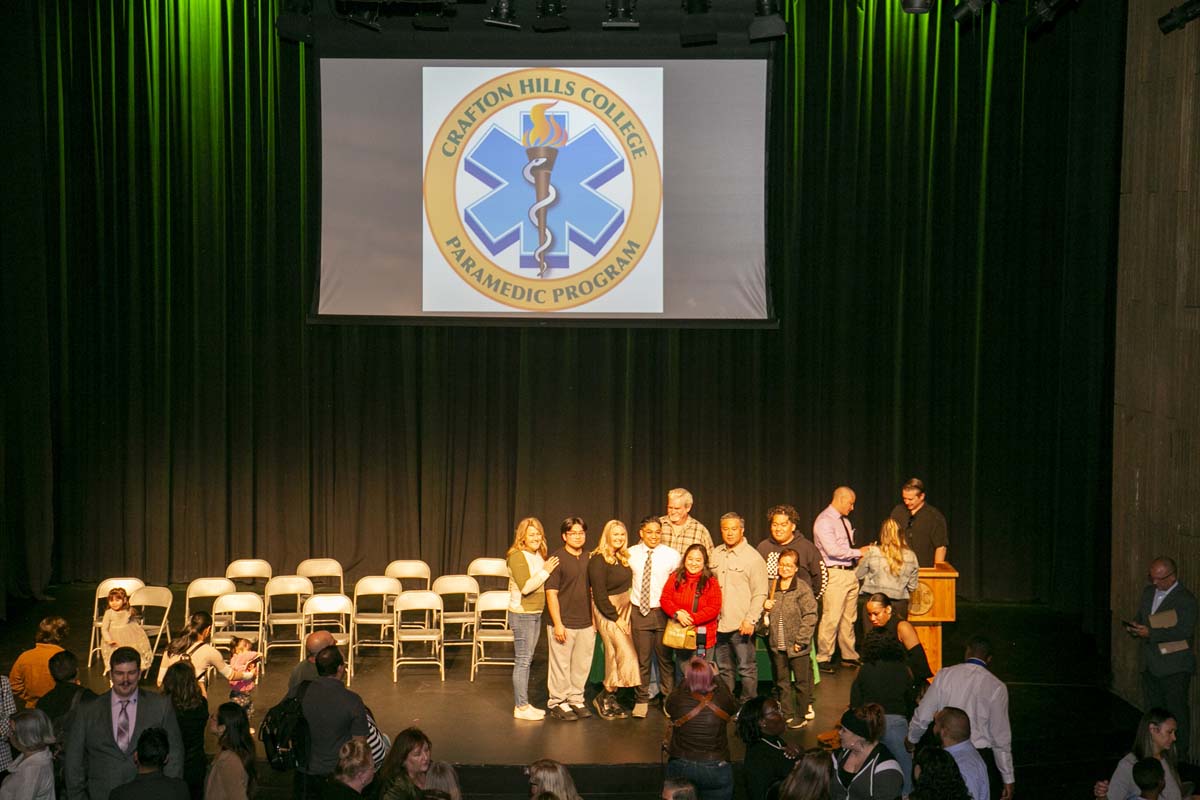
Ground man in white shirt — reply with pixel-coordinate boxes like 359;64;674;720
627;515;682;719
935;706;990;800
907;636;1014;800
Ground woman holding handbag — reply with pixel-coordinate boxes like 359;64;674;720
660;544;723;667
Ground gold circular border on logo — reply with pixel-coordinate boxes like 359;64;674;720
424;68;663;311
909;581;935;617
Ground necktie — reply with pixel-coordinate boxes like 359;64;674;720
841;516;855;547
116;699;131;751
640;550;653;615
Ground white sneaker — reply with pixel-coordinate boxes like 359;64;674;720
514;705;546;720
805;704;815;720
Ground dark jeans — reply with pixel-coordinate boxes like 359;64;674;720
1143;670;1192;756
667;757;734;800
766;648;812;720
709;630;757;700
632;608;674;703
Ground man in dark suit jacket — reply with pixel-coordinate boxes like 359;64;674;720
106;727;189;800
63;646;185;800
1128;556;1197;756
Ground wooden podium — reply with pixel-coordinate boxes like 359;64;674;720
907;562;958;673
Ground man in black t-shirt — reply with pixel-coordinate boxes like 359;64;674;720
544;516;596;721
888;478;948;566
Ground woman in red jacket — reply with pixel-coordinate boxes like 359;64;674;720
660;543;723;667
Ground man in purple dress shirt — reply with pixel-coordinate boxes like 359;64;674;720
813;486;867;672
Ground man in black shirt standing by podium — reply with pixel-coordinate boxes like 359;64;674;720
889;478;948;566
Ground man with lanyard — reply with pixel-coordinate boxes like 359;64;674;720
659;488;715;555
907;636;1014;800
813;486;867;673
888;477;949;566
627;515;682;718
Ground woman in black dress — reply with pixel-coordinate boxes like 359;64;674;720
736;696;800;800
162;661;209;799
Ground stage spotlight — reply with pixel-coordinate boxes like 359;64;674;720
484;0;520;28
603;0;639;30
1023;0;1075;32
533;0;570;30
1159;0;1200;33
748;0;786;42
680;0;717;46
412;3;451;31
951;0;986;22
901;0;933;13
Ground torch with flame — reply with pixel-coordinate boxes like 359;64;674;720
522;103;568;278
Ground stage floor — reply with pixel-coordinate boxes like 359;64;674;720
0;584;1143;798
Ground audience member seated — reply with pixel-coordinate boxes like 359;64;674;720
663;777;699;800
850;629;915;796
0;675;15;776
161;661;209;799
423;761;463;800
830;704;904;800
323;736;376;798
909;746;971;800
1132;757;1168;800
0;709;56;800
528;759;583;800
777;752;834;800
1094;708;1195;800
665;656;739;800
8;616;68;708
34;650;96;746
203;701;256;800
156;611;256;690
106;727;190;800
737;696;800;800
377;727;433;800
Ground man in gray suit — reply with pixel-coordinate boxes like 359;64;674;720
64;646;184;800
1127;556;1197;756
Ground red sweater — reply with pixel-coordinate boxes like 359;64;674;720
660;571;722;650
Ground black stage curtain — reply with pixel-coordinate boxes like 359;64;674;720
0;1;1123;630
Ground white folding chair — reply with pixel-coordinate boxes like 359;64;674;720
385;560;431;589
470;590;515;681
351;576;402;677
210;592;266;657
184;577;237;622
225;559;273;591
88;578;145;668
432;575;479;649
296;558;344;595
301;594;353;651
393;590;444;682
130;586;173;658
467;558;510;627
264;575;313;660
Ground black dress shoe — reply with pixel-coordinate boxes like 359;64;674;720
549;705;579;721
571;702;593;719
818;661;835;674
841;658;861;668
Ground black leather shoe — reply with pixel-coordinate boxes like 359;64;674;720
549;705;578;721
571;702;593;719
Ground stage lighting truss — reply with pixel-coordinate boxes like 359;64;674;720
680;0;717;46
1159;0;1200;33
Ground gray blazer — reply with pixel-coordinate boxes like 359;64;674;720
63;688;184;800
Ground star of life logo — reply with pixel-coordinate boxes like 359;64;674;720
423;68;663;312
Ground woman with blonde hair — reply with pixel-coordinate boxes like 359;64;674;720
587;519;640;719
507;516;559;721
856;518;919;620
527;759;582;800
0;709;56;800
325;736;375;797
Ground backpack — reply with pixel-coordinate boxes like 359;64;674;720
260;680;311;771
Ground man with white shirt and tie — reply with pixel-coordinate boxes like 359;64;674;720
813;486;867;673
64;646;184;800
628;515;682;719
1126;556;1197;756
